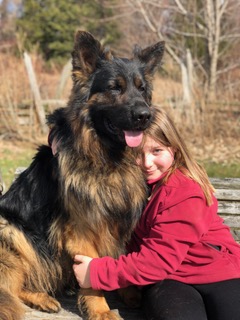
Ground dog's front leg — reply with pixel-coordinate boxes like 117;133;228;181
64;230;121;319
78;287;122;320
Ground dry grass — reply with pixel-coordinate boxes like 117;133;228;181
0;52;239;166
152;76;240;165
0;52;71;139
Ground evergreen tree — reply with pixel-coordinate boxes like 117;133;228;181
17;0;120;61
17;0;81;60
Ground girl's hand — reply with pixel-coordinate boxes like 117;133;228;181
73;255;93;288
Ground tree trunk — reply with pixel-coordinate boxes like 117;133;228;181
205;0;228;100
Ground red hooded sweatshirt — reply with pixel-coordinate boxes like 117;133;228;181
90;170;240;290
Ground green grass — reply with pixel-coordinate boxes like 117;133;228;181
201;161;240;178
0;148;35;190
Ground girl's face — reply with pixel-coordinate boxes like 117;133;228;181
136;136;175;180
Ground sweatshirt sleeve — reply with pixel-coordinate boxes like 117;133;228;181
90;196;212;291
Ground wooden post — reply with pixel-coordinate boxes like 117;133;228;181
23;52;48;134
55;58;72;99
180;61;191;105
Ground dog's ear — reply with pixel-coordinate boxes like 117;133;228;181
134;41;165;75
72;31;113;79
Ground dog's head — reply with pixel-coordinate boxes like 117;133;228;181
71;31;164;148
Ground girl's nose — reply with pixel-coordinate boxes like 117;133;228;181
142;154;153;169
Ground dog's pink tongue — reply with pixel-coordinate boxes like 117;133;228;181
124;131;143;147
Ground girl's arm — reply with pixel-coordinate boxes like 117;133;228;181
73;196;211;291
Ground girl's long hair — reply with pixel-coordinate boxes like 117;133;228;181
140;107;215;205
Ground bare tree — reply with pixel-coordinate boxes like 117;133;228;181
196;0;240;99
104;0;240;101
0;0;22;49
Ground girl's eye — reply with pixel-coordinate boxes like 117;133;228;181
153;148;162;154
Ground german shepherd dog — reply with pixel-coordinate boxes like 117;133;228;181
0;31;164;320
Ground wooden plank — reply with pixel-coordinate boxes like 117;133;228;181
210;177;240;190
232;229;240;243
214;189;240;201
221;215;240;228
14;167;27;178
43;99;67;106
218;201;240;215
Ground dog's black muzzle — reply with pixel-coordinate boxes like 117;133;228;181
132;106;151;129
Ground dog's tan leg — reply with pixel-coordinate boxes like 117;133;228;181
78;288;122;320
19;290;61;313
64;226;122;319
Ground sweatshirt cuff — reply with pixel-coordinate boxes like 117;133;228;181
90;257;102;290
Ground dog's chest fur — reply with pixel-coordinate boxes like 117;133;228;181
57;148;147;258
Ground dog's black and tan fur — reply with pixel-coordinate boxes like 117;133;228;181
0;31;164;320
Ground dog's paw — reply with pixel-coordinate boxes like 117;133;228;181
22;292;61;313
89;310;122;320
78;288;122;320
36;295;61;313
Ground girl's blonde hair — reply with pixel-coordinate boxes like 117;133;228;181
140;107;215;205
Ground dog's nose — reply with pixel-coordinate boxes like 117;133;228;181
133;108;151;126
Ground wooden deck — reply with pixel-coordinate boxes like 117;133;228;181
210;177;240;243
24;291;146;320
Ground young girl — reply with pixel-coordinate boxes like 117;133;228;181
73;108;240;320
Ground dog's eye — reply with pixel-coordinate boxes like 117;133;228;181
138;85;145;93
109;84;122;94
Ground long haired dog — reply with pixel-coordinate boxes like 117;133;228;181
0;31;164;320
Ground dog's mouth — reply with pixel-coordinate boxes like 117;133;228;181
104;118;143;147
